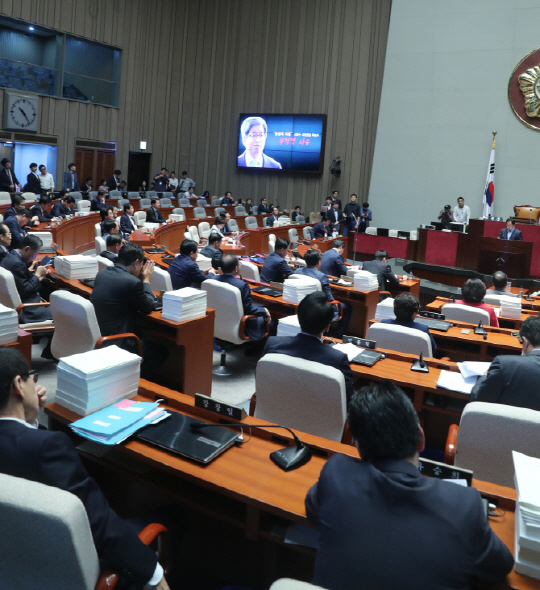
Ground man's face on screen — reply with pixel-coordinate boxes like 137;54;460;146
243;124;266;157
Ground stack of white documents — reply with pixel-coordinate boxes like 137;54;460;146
55;255;98;279
277;315;301;337
196;254;212;271
513;452;540;579
31;231;54;251
375;298;395;321
500;295;522;319
0;304;19;344
162;287;207;322
55;346;141;416
168;214;183;222
353;270;379;292
282;277;320;304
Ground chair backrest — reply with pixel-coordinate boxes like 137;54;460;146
302;226;312;240
214;207;226;216
228;218;239;231
270;580;326;590
184;231;192;241
94;236;106;254
366;323;432;357
212;198;222;206
443;303;490;325
0;191;11;204
197;199;206;207
97;256;114;272
365;226;377;235
239;260;260;281
109;190;121;198
149;266;173;292
245;216;258;229
268;240;275;253
0;472;100;590
139;198;151;209
50;291;101;358
235;205;247;216
288;228;299;243
172;208;185;217
134;211;146;226
118;199;130;208
88;191;98;199
22;191;38;201
94;222;102;237
198;221;211;238
162;192;173;198
255;353;347;441
296;215;305;223
193;207;206;218
179;198;191;206
128;192;140;199
196;254;212;271
455;402;540;488
77;200;91;212
0;266;22;309
159;198;172;207
146;191;157;197
189;225;200;242
202;280;245;344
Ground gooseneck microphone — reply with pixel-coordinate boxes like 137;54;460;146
190;422;312;471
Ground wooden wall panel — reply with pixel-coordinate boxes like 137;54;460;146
0;0;391;214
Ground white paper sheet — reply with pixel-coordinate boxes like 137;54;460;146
436;370;477;394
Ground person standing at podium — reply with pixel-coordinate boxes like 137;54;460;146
453;197;470;225
498;218;522;241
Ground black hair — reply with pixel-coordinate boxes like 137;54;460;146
350;194;357;199
0;348;31;411
0;224;7;236
100;206;115;221
106;234;122;248
297;292;334;335
58;189;69;198
221;254;238;274
208;233;222;246
325;196;332;202
30;163;37;168
362;202;369;208
224;191;232;197
180;239;198;256
117;243;145;266
394;293;420;321
38;196;51;205
203;191;210;197
457;197;464;202
102;220;117;234
123;203;133;212
97;189;107;197
461;278;486;304
333;239;345;249
272;206;279;214
506;218;515;226
294;205;301;210
20;234;43;250
348;381;421;461
114;169;121;175
68;163;76;169
260;197;266;202
374;250;389;261
303;248;322;267
214;216;225;226
492;271;508;291
64;195;75;204
182;171;187;175
11;195;23;206
151;199;158;205
520;316;540;348
18;208;32;219
275;237;289;251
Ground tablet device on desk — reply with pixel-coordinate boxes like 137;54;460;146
38;256;53;267
415;317;452;332
136;413;239;464
350;349;385;367
144;247;166;254
79;278;95;288
153;295;163;311
252;286;282;297
160;254;174;265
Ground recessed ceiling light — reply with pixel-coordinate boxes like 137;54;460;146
29;26;34;31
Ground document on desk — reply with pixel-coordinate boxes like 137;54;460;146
436;370;478;395
457;361;491;379
332;342;363;361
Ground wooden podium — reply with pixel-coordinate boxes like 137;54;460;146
477;236;532;279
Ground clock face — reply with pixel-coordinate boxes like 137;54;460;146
8;97;38;129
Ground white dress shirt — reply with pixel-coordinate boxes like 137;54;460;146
453;204;470;224
246;153;263;167
39;173;55;190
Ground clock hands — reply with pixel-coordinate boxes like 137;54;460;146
18;107;32;125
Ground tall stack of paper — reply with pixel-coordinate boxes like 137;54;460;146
375;298;395;321
55;255;98;279
353;270;379;292
196;254;212;271
168;214;183;222
55;346;141;416
513;452;540;579
31;231;54;251
500;295;522;319
277;315;301;337
0;304;19;344
282;277;320;304
161;287;207;322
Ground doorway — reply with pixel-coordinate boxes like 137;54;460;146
75;148;116;189
127;152;151;191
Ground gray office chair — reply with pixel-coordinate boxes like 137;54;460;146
139;198;152;209
172;208;185;217
70;191;82;201
88;191;98;199
179;198;192;207
149;267;173;293
214;207;226;217
0;192;11;205
162;192;174;199
159;198;172;207
245;216;258;229
109;190;121;199
193;207;207;219
128;191;141;199
295;215;305;223
134;211;146;226
118;199;130;208
94;237;106;254
367;323;433;357
235;205;247;216
228;218;239;232
303;226;314;240
77;200;91;213
212;198;222;206
146;191;157;198
197;199;207;207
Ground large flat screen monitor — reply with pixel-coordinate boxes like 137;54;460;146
237;113;326;174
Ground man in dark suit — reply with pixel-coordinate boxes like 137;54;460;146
257;197;270;215
0;158;21;193
306;380;513;590
30;196;54;223
0;348;169;590
4;195;39;227
51;194;75;218
312;217;332;240
362;249;399;291
100;233;122;262
4;209;32;250
381;292;437;355
222;212;233;235
62;163;80;191
200;233;223;270
470;316;540;410
329;190;342;209
107;169;122;191
167;239;214;289
263;292;355;402
0;223;11;262
119;203;137;237
153;168;169;192
260;237;293;283
498;218;523;241
90;189;107;213
23;163;41;194
220;191;234;206
265;206;280;227
211;254;271;340
328;201;345;230
237;116;282;169
291;206;302;222
146;199;166;223
1;234;52;323
320;239;348;278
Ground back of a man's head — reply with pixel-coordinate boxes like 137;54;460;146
303;248;321;268
275;237;289;252
520;317;540;348
492;271;508;291
221;254;238;274
348;381;421;461
394;293;419;321
208;233;222;247
374;250;388;261
180;239;198;256
20;234;42;251
333;239;345;250
0;348;30;410
18;208;31;221
461;278;486;304
11;194;23;206
106;233;122;249
102;220;117;235
117;242;144;266
297;292;334;335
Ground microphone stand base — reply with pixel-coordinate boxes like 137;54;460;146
270;445;313;471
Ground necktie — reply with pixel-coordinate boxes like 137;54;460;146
7;170;12;183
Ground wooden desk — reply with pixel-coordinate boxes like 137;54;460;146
29;215;100;255
49;273;215;397
478;236;533;279
44;382;540;590
249;224;312;255
7;329;33;368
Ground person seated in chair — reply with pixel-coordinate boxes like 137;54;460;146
265;206;280;228
146;199;166;223
0;223;11;262
101;219;121;242
221;191;234;206
380;292;437;356
4;209;32;250
209;216;226;238
100;233;122;262
4;195;39;227
362;249;400;291
222;212;233;236
291;205;302;222
260;237;293;284
90;189;107;213
119;203;137;237
51;193;75;218
488;270;518;297
200;233;223;270
454;278;498;327
320;239;348;278
257;197;270;215
313;216;332;240
167;239;214;289
263;291;355;403
30;196;53;223
294;248;351;339
305;381;513;590
211;254;271;340
498;218;522;241
100;206;116;236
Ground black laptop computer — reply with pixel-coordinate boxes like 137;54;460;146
377;228;389;237
136;413;240;464
79;278;95;288
252;286;282;297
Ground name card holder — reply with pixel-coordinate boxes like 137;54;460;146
195;393;247;421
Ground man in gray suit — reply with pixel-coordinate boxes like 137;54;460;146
238;116;282;168
470;316;540;411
